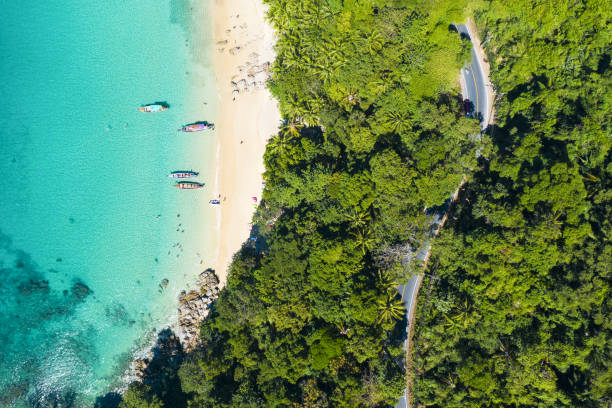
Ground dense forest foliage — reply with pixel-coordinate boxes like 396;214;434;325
413;1;611;407
119;1;610;407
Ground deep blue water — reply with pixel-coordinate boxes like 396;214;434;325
0;0;215;405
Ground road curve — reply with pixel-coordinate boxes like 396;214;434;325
393;22;490;408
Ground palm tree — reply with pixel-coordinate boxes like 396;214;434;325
268;131;293;157
368;78;390;98
384;111;412;133
280;118;303;139
281;48;301;69
344;208;370;230
320;2;342;21
378;269;398;291
312;62;334;84
266;0;292;30
353;227;375;255
285;94;318;127
443;299;480;330
268;118;301;157
364;31;384;55
377;293;404;324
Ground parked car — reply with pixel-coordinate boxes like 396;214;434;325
463;99;474;118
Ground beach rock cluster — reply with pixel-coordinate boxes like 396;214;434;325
129;328;183;385
126;270;220;385
176;269;220;352
231;57;272;98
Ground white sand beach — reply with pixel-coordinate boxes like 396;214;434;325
210;0;280;285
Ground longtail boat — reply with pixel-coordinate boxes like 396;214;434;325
178;122;214;132
174;181;205;190
138;104;168;113
168;170;199;179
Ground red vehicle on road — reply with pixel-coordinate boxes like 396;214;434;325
463;99;474;118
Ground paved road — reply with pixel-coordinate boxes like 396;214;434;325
395;395;407;408
397;239;433;316
458;24;489;130
393;229;437;407
393;22;490;408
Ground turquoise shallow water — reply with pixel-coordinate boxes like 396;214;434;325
0;0;216;406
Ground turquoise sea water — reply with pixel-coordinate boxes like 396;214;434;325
0;0;216;405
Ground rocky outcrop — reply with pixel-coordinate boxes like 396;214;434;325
126;270;220;384
176;269;220;352
230;54;272;97
70;280;92;301
127;328;183;388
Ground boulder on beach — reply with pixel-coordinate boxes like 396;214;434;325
176;269;220;352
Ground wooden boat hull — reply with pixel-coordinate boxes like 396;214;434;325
178;123;214;132
169;171;199;179
138;104;168;113
174;181;205;189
